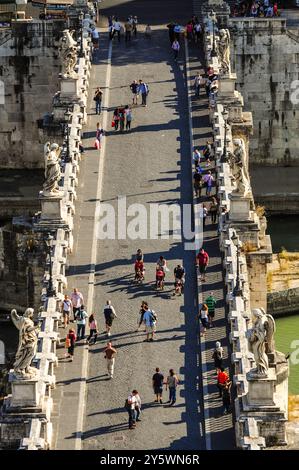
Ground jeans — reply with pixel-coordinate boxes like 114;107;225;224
173;50;179;60
125;31;131;41
128;408;136;427
136;406;141;421
126;120;131;130
87;329;97;344
141;93;147;105
77;324;85;340
169;387;176;403
95;101;102;114
195;85;200;97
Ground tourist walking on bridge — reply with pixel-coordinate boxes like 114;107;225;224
166;369;179;406
93;87;103;115
76;305;88;340
65;328;76;362
196;247;209;282
71;287;84;322
205;291;217;327
212;341;224;370
126;389;139;429
103;300;117;337
172;39;180;62
86;313;98;345
104;341;117;379
138;80;149;107
130;79;138;105
143;305;157;342
152;367;164;404
61;294;72;328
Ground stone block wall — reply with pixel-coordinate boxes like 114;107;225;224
0;20;64;169
230;18;299;166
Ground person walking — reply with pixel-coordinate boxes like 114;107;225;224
196;247;209;282
166;369;179;406
193;169;202;198
209;196;218;224
205;291;217;327
86;313;98;345
65;328;76;361
104;341;117;379
130;80;138;105
203;170;214;197
103;300;117;336
95;122;104;149
194;21;202;43
135;391;142;421
194;72;201;98
61;294;72;328
118;106;125;132
113;107;119;130
217;367;229;397
93;87;103;115
222;379;232;414
212;341;224;370
199;303;209;336
143;305;156;342
126;390;139;429
125;105;132;131
138;80;149;107
145;24;152;39
132;16;138;37
152;367;164;404
136;301;147;331
112;17;121;42
172;39;180;61
76;305;88;340
124;18;133;41
70;288;84;322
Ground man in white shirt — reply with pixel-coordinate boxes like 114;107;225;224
71;288;84;322
127;390;138;429
112;18;121;42
61;294;72;328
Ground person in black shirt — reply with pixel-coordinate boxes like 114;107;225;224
152;367;164;404
193;170;202;198
174;264;185;294
130;80;138;105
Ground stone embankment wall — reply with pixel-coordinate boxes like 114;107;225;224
230;18;299;167
201;6;289;450
0;21;64;169
0;15;93;449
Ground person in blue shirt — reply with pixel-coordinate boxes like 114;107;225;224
138;79;149;106
143;305;156;342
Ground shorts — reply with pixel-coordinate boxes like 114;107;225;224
63;311;70;318
105;318;113;327
154;386;163;395
201;318;209;328
199;265;207;274
208;310;215;318
146;325;155;334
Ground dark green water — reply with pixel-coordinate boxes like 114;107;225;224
267;216;299;253
267;216;299;394
275;316;299;395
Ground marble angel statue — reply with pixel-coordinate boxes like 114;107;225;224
58;29;78;79
11;308;40;380
43;142;62;196
218;29;231;75
247;308;276;377
230;138;251;195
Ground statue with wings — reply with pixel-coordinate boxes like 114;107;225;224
247;308;276;378
11;308;39;380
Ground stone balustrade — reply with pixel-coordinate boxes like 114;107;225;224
0;18;94;450
198;8;288;449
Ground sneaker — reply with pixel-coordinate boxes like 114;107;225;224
107;332;111;337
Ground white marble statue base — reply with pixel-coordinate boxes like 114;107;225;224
9;373;40;408
218;74;237;97
39;192;64;221
229;192;251;221
60;77;80;101
245;368;279;410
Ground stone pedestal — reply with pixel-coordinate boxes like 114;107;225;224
60;77;80;102
37;192;68;229
218;73;237;97
9;372;40;409
229;192;251;221
246;368;278;410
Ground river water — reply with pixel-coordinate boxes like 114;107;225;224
267;215;299;395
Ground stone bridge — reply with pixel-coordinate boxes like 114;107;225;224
0;0;289;451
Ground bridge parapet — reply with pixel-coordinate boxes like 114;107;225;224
0;11;94;450
201;7;289;449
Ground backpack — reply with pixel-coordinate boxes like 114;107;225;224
148;309;157;326
76;310;84;321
